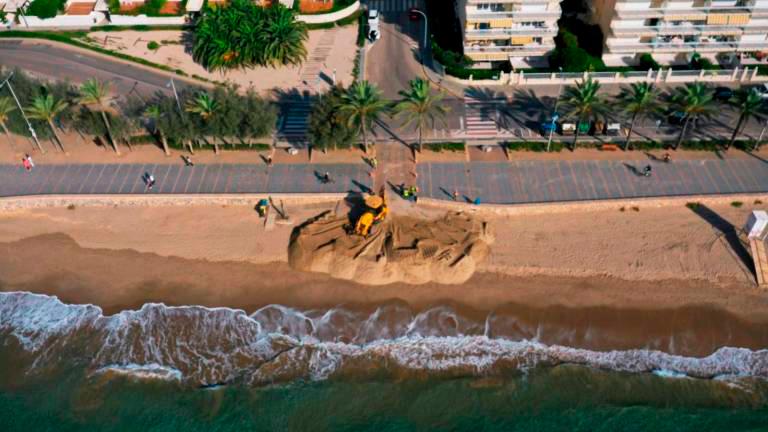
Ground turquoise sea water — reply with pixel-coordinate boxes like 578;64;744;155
2;291;768;431
2;366;768;432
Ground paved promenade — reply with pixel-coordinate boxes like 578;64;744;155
0;163;372;197
417;159;768;204
0;158;766;204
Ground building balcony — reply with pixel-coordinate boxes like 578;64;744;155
465;26;558;39
606;39;768;53
614;4;768;18
611;23;768;36
464;43;556;53
465;10;561;20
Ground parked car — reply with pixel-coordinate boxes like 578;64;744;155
367;9;381;41
714;86;734;102
605;122;622;136
751;83;768;99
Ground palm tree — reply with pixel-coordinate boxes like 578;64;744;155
670;83;716;150
261;5;308;67
561;77;608;150
185;92;220;154
727;89;764;150
0;97;16;150
338;81;389;153
393;78;450;153
77;79;119;155
25;94;68;152
615;82;662;150
144;105;171;156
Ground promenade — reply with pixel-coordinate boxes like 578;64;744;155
1;157;766;204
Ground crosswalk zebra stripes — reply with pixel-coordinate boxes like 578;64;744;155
363;0;420;12
463;95;499;138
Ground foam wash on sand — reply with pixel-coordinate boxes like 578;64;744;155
2;291;768;431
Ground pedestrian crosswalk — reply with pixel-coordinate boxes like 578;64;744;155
279;102;312;144
463;95;499;138
363;0;420;12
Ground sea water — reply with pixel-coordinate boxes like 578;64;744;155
1;291;767;431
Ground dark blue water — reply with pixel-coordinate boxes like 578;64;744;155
2;366;767;432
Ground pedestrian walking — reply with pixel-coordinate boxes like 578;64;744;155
144;172;156;190
452;190;459;201
408;185;418;202
474;197;482;205
662;152;671;163
26;154;34;169
322;171;333;184
182;155;194;166
266;155;273;167
642;165;652;177
401;184;411;199
370;157;378;169
22;157;31;172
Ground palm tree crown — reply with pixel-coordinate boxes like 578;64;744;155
77;79;111;108
393;78;450;152
338;81;389;153
671;83;716;149
25;94;68;152
185;93;219;121
615;82;662;149
561;77;608;148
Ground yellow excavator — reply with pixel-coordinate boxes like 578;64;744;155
354;193;388;237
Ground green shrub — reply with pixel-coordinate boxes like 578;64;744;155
638;53;659;70
731;201;743;208
26;0;66;18
549;29;605;72
306;22;335;30
425;142;465;152
504;141;564;152
686;202;701;210
147;41;160;50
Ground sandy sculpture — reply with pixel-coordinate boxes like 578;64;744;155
288;209;494;285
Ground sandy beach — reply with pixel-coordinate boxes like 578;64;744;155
0;198;766;325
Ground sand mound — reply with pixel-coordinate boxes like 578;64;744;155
288;211;494;285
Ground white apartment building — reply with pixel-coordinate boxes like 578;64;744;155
459;0;561;68
594;0;768;66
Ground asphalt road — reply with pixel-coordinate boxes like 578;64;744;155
365;1;426;98
0;40;199;97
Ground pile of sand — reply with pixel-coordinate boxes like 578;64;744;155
288;211;494;285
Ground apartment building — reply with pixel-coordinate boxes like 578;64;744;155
459;0;561;68
594;0;768;66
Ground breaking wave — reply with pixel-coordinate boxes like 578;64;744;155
1;292;766;387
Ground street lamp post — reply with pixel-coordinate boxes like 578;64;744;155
547;67;564;152
756;119;768;151
410;9;428;50
0;72;43;153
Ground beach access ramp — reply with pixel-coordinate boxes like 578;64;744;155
746;210;768;288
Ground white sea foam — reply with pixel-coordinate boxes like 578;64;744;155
93;363;183;381
2;292;767;387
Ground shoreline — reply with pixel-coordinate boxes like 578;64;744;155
0;199;766;357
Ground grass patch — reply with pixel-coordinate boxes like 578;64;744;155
731;201;744;208
147;41;160;50
504;141;564;152
425;142;465;152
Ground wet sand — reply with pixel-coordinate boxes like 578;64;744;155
1;233;768;357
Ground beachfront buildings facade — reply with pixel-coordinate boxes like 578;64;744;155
459;0;561;68
594;0;768;66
